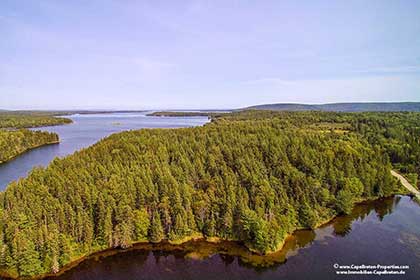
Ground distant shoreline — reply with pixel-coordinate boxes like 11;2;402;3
146;110;231;118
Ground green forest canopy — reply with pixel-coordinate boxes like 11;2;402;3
218;111;420;185
1;110;417;277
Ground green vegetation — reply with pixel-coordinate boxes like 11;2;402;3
0;112;72;129
0;130;59;163
0;112;69;164
1;110;412;278
219;111;420;189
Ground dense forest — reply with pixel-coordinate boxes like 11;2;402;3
0;130;59;163
0;112;72;129
218;111;420;188
0;111;410;278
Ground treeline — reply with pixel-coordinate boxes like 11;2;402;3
0;112;72;129
0;130;59;163
0;112;400;277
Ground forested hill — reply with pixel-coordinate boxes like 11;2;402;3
244;102;420;112
0;111;410;278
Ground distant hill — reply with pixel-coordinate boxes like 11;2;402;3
244;102;420;112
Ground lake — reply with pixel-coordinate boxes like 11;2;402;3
0;113;209;190
43;195;420;280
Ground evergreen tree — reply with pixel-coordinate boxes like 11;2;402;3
149;212;164;243
336;189;354;214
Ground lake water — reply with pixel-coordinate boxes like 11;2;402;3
0;113;209;190
45;195;420;280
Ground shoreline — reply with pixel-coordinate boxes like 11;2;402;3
0;140;60;165
0;194;404;280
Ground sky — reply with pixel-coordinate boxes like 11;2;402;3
1;0;420;110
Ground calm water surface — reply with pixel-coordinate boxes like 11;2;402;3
45;196;420;280
0;113;209;190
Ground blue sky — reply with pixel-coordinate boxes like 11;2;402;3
1;0;419;110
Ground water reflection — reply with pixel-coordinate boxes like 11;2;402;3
42;195;420;280
331;196;398;237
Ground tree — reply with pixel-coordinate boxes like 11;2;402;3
344;177;364;197
298;203;319;229
149;212;164;243
16;235;43;277
336;189;354;214
133;209;150;241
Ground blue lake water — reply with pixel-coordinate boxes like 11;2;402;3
0;113;209;190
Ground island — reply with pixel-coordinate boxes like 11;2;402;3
1;110;419;278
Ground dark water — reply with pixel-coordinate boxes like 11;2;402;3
0;113;209;190
46;196;420;280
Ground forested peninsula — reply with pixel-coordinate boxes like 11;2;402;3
0;130;59;164
0;111;419;278
0;112;71;164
